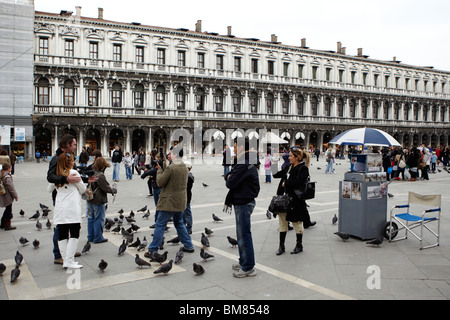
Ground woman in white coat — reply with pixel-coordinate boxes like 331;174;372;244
48;153;86;269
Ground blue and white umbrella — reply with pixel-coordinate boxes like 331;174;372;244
329;128;401;147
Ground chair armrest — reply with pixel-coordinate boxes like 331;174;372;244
395;204;409;208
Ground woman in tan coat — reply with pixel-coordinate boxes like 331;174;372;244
0;163;18;230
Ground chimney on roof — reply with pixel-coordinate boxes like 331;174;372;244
341;47;346;55
271;34;278;43
227;26;232;36
60;10;73;17
301;38;307;48
98;7;104;19
75;6;81;19
195;20;202;32
357;48;363;56
337;41;342;53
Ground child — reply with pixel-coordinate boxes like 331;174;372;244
431;152;437;173
0;163;18;230
47;153;86;269
124;152;133;180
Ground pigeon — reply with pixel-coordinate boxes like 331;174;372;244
150;251;168;264
105;222;112;232
121;227;132;239
159;237;165;250
98;259;108;273
129;211;135;218
212;213;223;222
14;251;23;266
36;220;42;231
153;259;173;276
317;167;322;170
32;239;40;249
118;240;127;256
46;219;52;229
334;231;350;241
111;225;121;233
167;236;180;245
366;237;383;247
202;183;209;187
137;205;147;212
130;223;140;232
135;254;151;269
39;203;49;210
29;210;40;220
42;209;51;218
204;227;213;236
137;236;147;251
201;233;210;248
81;241;91;254
227;236;238;247
19;209;25;217
388;193;394;198
118;208;124;214
125;216;136;223
200;248;214;262
193;263;205;276
266;210;272;219
175;248;184;264
10;265;20;284
0;263;6;276
332;214;338;225
19;237;29;246
142;210;150;219
128;237;141;248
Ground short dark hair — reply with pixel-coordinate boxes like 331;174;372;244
59;134;75;149
170;145;184;158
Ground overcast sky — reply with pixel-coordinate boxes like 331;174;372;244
34;0;450;71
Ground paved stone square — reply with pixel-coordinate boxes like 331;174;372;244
0;156;449;300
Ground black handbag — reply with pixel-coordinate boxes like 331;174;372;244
269;194;291;214
294;178;316;200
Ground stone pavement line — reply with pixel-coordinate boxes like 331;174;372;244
2;259;45;300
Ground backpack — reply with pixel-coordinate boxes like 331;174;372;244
0;175;8;196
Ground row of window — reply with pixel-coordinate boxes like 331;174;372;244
36;77;447;121
37;37;447;92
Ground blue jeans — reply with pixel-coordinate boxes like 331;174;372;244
183;203;192;233
112;162;120;181
53;225;61;259
325;160;334;173
153;188;161;223
86;202;106;243
148;210;194;252
125;166;132;179
234;201;256;272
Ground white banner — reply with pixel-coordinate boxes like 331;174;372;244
14;127;25;142
0;125;11;146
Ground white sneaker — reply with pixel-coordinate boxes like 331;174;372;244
233;268;256;278
231;263;241;271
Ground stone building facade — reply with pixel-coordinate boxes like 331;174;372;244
32;7;450;156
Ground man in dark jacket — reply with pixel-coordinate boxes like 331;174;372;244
111;145;123;182
225;137;260;278
79;147;89;167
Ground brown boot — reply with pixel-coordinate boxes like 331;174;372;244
54;258;64;265
3;221;16;230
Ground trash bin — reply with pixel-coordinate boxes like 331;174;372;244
338;154;387;240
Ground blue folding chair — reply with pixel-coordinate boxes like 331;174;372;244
388;192;441;250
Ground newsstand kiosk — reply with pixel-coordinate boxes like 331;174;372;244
338;153;387;240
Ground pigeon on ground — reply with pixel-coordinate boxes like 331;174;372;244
137;237;147;251
29;211;40;220
129;211;135;218
19;237;29;246
175;248;184;264
130;223;140;232
46;219;52;229
212;213;223;222
388;193;394;198
32;239;40;249
150;251;168;264
317;167;322;170
204;227;213;236
227;236;238;247
10;265;20;284
135;254;151;269
39;203;49;210
118;208;124;214
200;248;214;262
167;236;180;245
111;225;121;233
19;210;25;217
81;241;91;254
153;259;173;276
129;237;141;248
202;183;209;187
14;251;23;266
118;240;127;256
201;233;210;248
366;237;383;247
105;222;112;232
332;214;338;225
98;259;108;273
36;220;42;231
121;227;132;239
334;231;350;241
0;263;6;276
125;216;136;224
193;263;205;276
142;210;150;219
137;205;147;212
42;209;51;217
266;210;272;219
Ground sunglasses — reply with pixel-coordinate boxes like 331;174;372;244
289;146;302;151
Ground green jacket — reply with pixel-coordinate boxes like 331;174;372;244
156;159;188;212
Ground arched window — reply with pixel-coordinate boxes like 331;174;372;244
37;78;50;105
404;103;410;121
266;93;274;114
324;97;332;117
134;84;144;108
176;86;186;110
349;99;356;118
249;91;258;113
337;98;344;117
112;82;122;107
297;94;304;116
361;99;368;119
372;101;379;119
311;95;318;116
281;93;289;115
155;85;165;110
88;81;99;106
232;90;241;113
214;89;224;112
383;101;389;120
196;87;206;111
63;79;75;106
